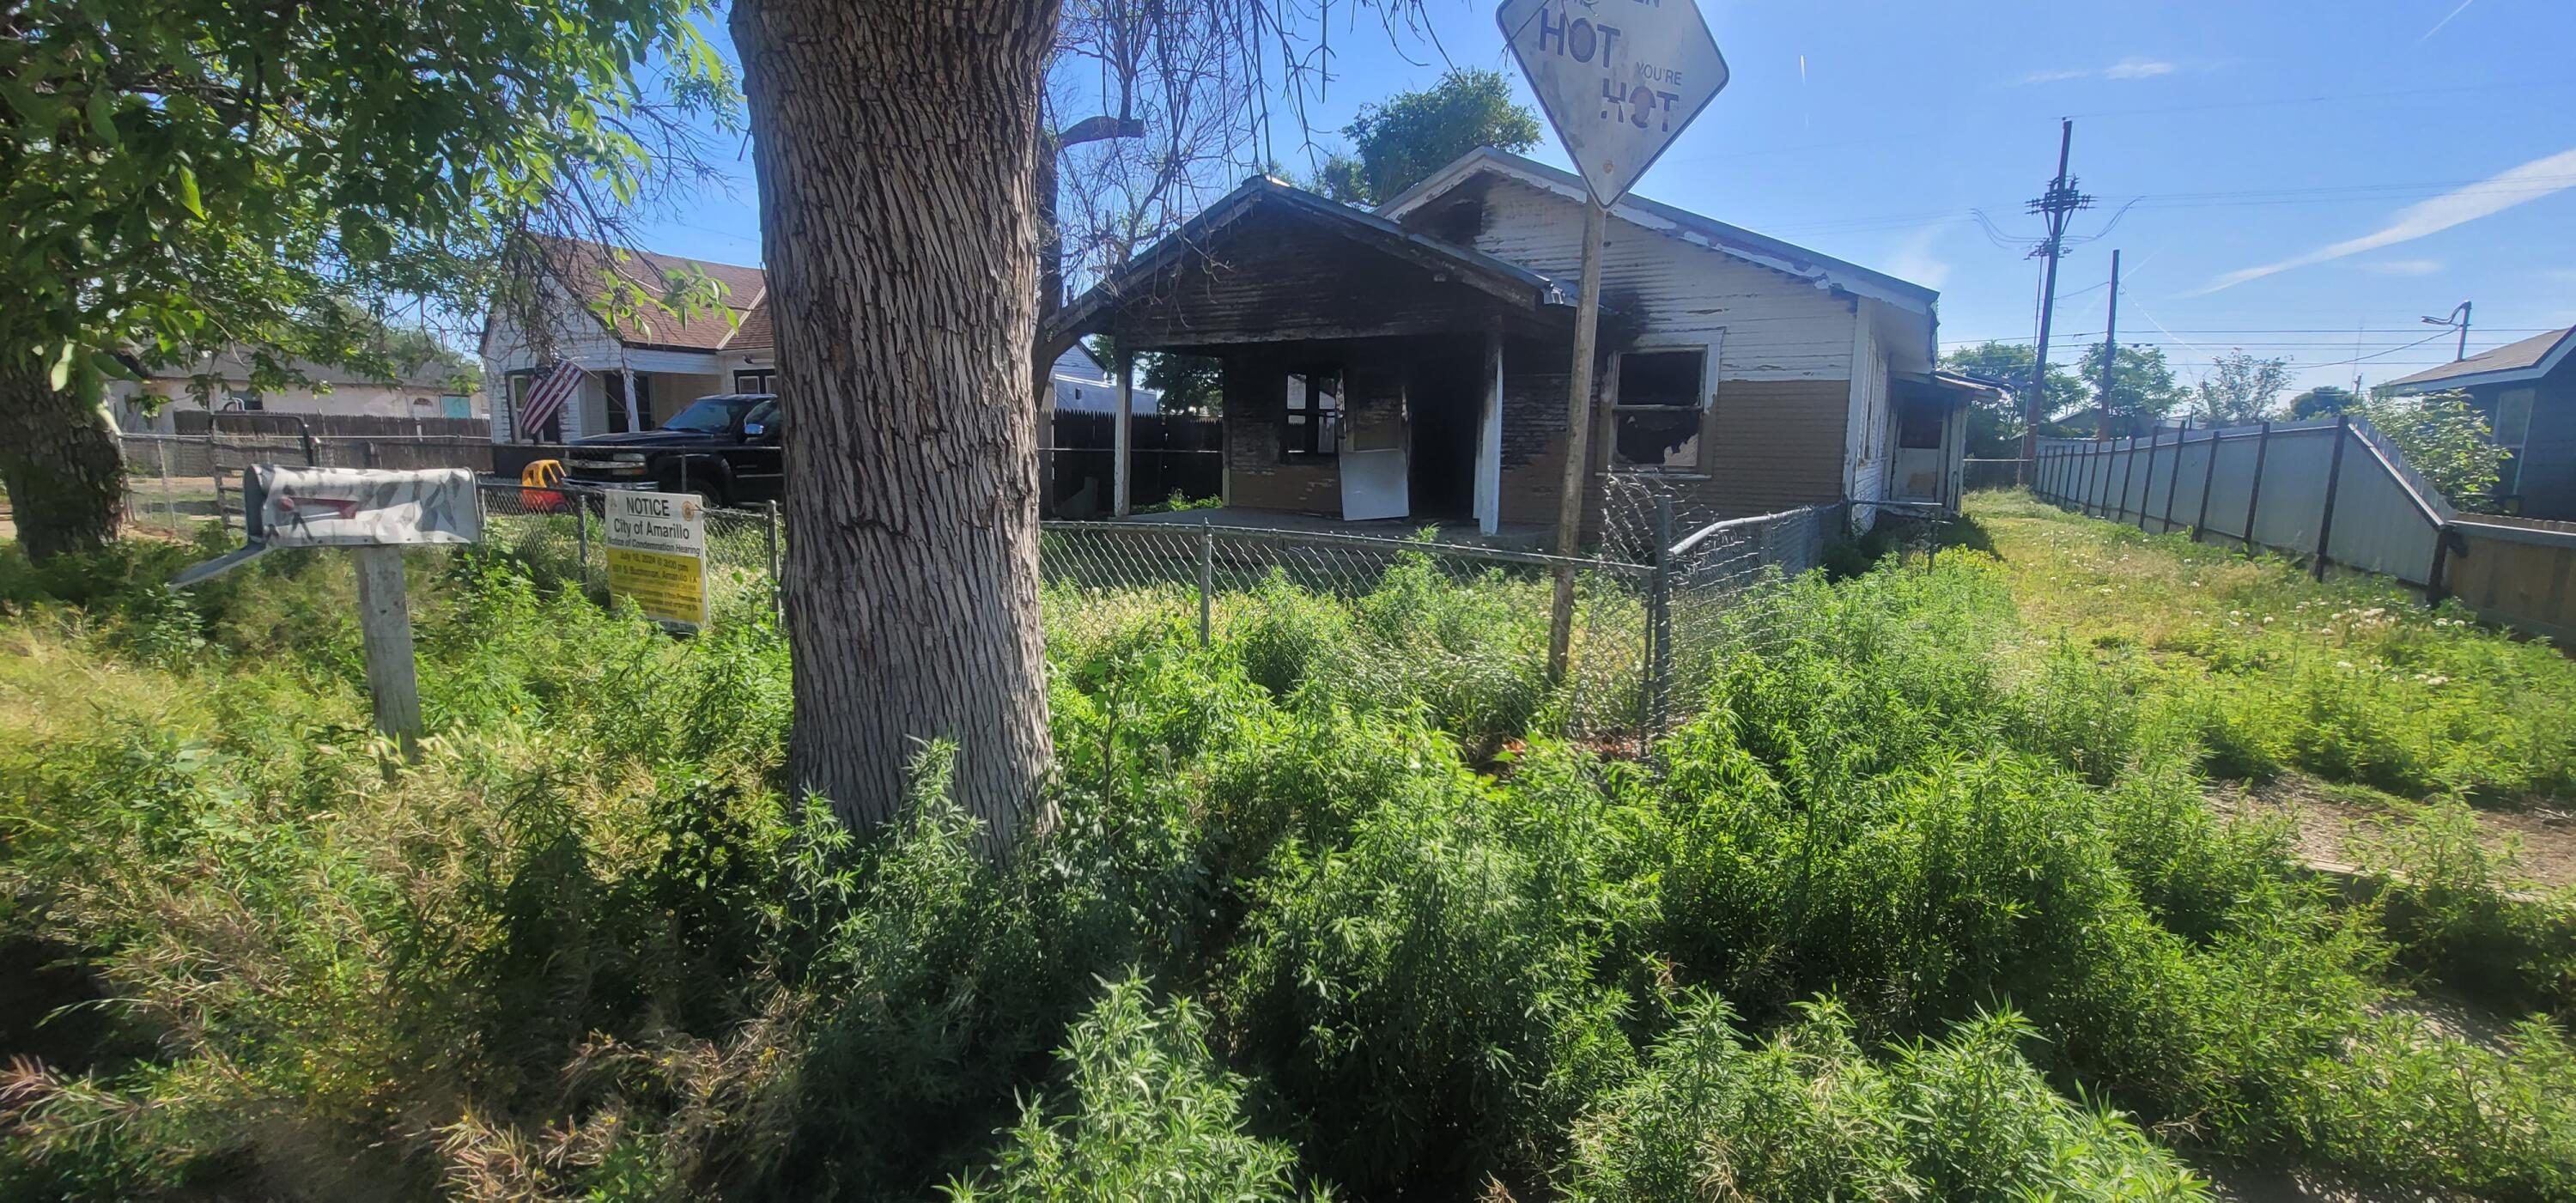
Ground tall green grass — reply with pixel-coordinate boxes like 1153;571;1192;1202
2;516;2573;1200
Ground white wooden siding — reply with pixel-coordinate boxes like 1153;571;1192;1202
1467;177;1861;382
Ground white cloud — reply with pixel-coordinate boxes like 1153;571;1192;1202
2190;146;2576;295
2357;258;2445;276
2020;58;2176;85
1886;226;1951;289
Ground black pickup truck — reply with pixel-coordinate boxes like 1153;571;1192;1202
562;392;783;507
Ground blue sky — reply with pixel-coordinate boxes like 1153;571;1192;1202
638;0;2576;397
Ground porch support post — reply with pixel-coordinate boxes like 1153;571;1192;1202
1113;349;1134;519
1475;319;1504;536
620;365;641;431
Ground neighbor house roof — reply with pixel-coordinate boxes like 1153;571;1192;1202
1377;147;1942;317
536;235;769;353
154;349;474;393
2384;326;2574;393
1043;173;1579;354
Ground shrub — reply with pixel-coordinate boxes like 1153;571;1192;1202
942;976;1316;1201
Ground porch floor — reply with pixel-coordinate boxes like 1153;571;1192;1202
1110;506;1554;551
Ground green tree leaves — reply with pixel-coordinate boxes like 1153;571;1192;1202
1315;69;1543;204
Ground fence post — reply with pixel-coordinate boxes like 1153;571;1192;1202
573;492;590;586
2136;430;2160;531
2427;525;2454;604
159;438;179;538
2160;419;2188;532
1645;495;1674;744
764;500;783;621
2312;415;2351;582
2123;435;2143;526
2243;420;2272;552
2192;428;2220;541
1197;519;1214;647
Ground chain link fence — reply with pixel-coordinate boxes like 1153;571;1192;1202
1039;519;1651;743
110;438;1854;750
1598;475;1846;738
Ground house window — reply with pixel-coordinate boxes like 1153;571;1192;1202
604;374;653;434
2494;386;2536;495
735;369;777;393
227;389;263;412
506;369;558;442
1609;349;1706;471
1897;398;1946;450
1283;369;1340;459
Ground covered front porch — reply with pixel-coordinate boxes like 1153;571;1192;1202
1042;175;1588;537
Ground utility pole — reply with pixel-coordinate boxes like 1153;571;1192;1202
2096;248;2120;442
2022;118;2095;467
2421;301;2472;362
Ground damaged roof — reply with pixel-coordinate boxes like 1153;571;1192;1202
1377;146;1940;316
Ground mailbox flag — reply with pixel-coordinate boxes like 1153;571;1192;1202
516;361;585;440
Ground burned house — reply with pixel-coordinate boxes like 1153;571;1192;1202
1042;148;1982;538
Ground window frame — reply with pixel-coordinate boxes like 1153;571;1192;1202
1605;341;1716;474
734;368;778;394
504;368;556;441
2494;386;2537;496
1280;368;1342;461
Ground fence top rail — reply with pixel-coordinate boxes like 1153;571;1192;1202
1042;518;1647;576
1668;502;1841;559
2449;516;2576;551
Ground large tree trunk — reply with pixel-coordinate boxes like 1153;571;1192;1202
732;0;1061;851
0;357;124;562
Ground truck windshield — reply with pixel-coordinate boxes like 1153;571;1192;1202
660;396;756;434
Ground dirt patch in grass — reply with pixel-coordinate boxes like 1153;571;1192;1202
2211;773;2576;890
2186;1156;2431;1203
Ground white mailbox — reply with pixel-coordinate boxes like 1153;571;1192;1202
248;465;483;547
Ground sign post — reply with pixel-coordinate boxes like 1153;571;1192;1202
604;489;710;629
174;465;484;753
1498;0;1728;680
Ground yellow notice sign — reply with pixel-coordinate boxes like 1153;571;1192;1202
605;545;708;628
604;489;709;628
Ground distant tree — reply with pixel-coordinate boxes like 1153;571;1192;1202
1315;69;1540;204
1145;355;1221;417
1940;341;2080;458
2287;386;2360;420
2355;390;2511;509
2193;351;2293;426
1084;335;1218;418
1;0;732;560
2073;342;2187;437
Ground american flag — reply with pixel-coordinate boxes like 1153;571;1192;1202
516;361;585;440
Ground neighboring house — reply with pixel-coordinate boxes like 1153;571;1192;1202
485;235;1108;442
1041;147;1983;535
1051;342;1164;417
2384;325;2576;519
481;238;774;444
111;351;483;434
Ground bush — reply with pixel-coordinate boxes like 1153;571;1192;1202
1566;994;2202;1201
942;977;1315;1201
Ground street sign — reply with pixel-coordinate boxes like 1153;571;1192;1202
1497;0;1728;205
604;489;709;629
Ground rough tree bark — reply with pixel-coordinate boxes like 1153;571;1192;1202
0;357;124;562
732;0;1062;850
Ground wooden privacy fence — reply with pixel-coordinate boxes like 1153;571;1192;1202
2033;417;2576;643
